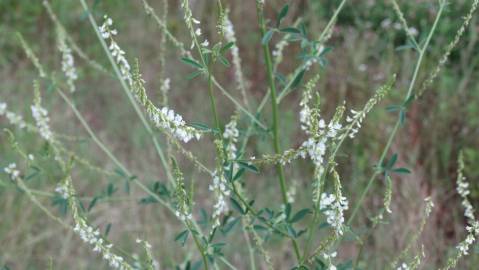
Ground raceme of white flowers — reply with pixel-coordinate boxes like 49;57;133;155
209;170;231;228
55;184;69;199
4;163;20;181
319;192;349;236
100;15;201;143
57;30;78;93
454;154;479;257
99;16;132;86
322;251;338;270
160;78;171;95
31;103;53;141
224;14;247;94
223;118;239;161
396;262;411;270
181;0;209;50
73;219;131;270
1;102;26;129
132;68;202;143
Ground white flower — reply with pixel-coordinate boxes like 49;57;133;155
28;154;34;161
320;193;349;235
100;15;132;86
31;104;53;141
55;184;69;199
58;32;78;92
73;218;130;269
6;112;26;129
0;102;6;115
4;163;20;180
209;171;231;228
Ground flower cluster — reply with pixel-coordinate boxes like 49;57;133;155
1;101;26;129
209;170;231;228
223;117;239;161
322;251;338;270
344;78;394;139
181;0;209;50
31;103;53;141
160;78;171;95
224;14;247;99
454;152;479;257
131;64;201;143
396;263;410;270
54;184;69;199
4;163;20;181
320;193;349;236
456;223;479;256
99;16;132;86
456;156;474;222
73;219;131;269
173;162;193;222
58;30;78;92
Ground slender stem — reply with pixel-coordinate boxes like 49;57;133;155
78;0;174;186
347;2;445;227
255;2;302;263
57;86;219;268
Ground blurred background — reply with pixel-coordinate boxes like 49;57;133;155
1;0;479;269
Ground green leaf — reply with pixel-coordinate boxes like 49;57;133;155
386;154;398;170
232;168;245;182
393;167;411;174
276;4;289;27
174;230;189;246
218;55;230;67
236;161;259;173
291;68;306;89
87;197;99;212
186;70;203;80
280;27;301;34
221;42;235;54
290;208;312;223
180;57;203;69
221;217;240;235
262;29;274;45
104;223;112;237
230;197;245;214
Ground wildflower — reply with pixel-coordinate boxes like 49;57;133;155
0;102;6;115
100;15;132;85
286;182;297;204
397;263;410;270
132;63;201;143
344;78;394;139
54;184;69;199
4;163;20;180
172;160;193;222
160;78;171;94
5;112;26;129
209;170;231;228
63;178;132;270
181;0;209;50
320;193;349;235
223;117;239;162
73;219;130;269
58;29;78;92
224;12;248;105
322;251;338;270
31;103;53;141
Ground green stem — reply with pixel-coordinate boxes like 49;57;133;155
348;2;445;227
255;2;301;263
79;0;174;186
